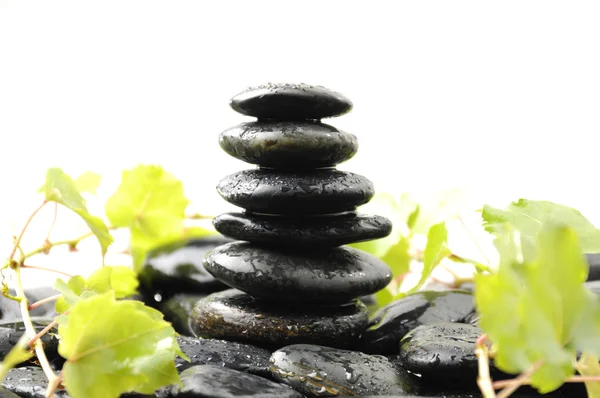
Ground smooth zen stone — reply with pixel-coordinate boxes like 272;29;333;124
160;293;207;337
359;290;476;355
213;212;392;248
168;365;304;398
229;82;352;120
175;336;272;378
191;289;368;350
203;242;391;303
2;366;69;397
219;121;358;169
217;169;374;215
397;323;482;386
138;236;232;303
270;344;416;397
587;253;600;281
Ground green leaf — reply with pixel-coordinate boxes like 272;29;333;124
104;165;189;271
43;168;113;256
482;199;600;260
0;334;33;382
406;205;420;231
475;223;600;394
577;353;600;398
409;221;451;293
57;292;185;398
74;171;102;194
54;266;139;314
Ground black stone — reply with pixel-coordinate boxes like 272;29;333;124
397;323;482;386
586;253;600;281
159;293;207;337
219;121;358;169
2;366;69;397
203;242;392;303
0;318;62;370
359;290;476;355
175;336;272;378
213;212;392;248
190;289;368;350
269;344;416;397
217;169;375;215
229;82;352;120
168;364;304;398
138;236;231;302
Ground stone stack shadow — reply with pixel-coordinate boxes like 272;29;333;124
190;83;394;350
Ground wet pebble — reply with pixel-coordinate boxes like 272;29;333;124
229;82;352;120
203;242;392;304
359;290;476;355
190;289;368;350
175;336;272;378
1;366;69;397
217;169;374;215
138;236;231;303
269;344;416;397
213;212;392;248
219;121;357;169
159;293;207;337
0;318;62;370
167;364;304;398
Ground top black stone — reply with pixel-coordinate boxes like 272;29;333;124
229;83;353;120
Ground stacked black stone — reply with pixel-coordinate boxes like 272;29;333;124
190;83;394;350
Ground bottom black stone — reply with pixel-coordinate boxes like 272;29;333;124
190;289;368;350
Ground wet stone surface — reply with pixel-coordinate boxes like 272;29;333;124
138;236;231;302
2;366;69;397
396;323;482;386
229;82;353;120
213;212;392;248
0;318;62;370
219;121;358;169
269;344;415;397
217;169;374;215
203;242;392;303
159;293;207;337
359;290;476;355
167;364;304;398
175;336;272;379
190;289;368;350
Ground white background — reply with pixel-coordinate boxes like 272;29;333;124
0;1;599;286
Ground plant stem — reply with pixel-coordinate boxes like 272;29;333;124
46;203;59;242
13;266;57;385
28;318;59;347
493;375;600;389
28;294;61;311
8;201;47;261
495;362;542;398
45;370;63;398
476;333;496;398
23;225;118;259
20;265;72;278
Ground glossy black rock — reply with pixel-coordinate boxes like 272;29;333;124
138;236;231;302
397;323;482;386
219;121;358;169
270;344;415;397
2;366;69;397
168;364;304;398
229;82;353;120
359;290;476;355
217;169;374;215
190;289;368;350
203;242;392;303
0;318;62;370
213;212;392;248
159;293;207;337
175;336;272;378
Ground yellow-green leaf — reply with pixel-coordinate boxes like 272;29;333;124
409;221;450;294
57;292;185;398
74;171;102;195
0;334;33;382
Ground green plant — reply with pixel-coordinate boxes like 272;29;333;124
357;193;600;397
0;165;215;398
